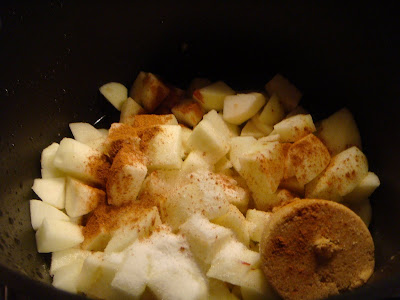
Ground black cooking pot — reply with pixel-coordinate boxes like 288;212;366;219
0;1;399;299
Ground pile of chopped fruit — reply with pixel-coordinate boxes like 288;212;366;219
30;72;379;300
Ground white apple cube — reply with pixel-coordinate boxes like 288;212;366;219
240;269;279;300
180;126;193;158
272;114;316;142
214;155;233;173
161;176;230;230
41;142;64;178
203;109;232;139
100;82;128;111
258;94;285;126
32;177;66;209
209;279;239;300
250;113;274;135
81;227;112;251
65;177;105;217
219;112;240;137
104;123;140;159
223;93;266;125
140;170;182;201
105;206;161;253
30;199;69;230
171;99;204;127
146;229;208;300
344;172;380;203
53;138;110;187
213;204;250;247
193;81;235;111
85;135;107;153
36;219;84;253
305;146;369;201
207;239;261;286
111;241;151;299
229;136;257;172
246;209;272;243
130;114;178;128
143;125;183;170
258;134;280;143
106;146;147;206
179;214;234;264
129;72;170;112
52;259;84;293
287;134;331;185
252;189;294;212
316;108;362;156
77;252;126;299
187;119;230;163
239;141;285;196
50;248;91;275
69;122;104;144
120;97;146;124
265;74;302;111
181;151;214;174
240;119;266;139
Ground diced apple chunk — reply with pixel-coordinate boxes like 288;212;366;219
50;248;91;275
105;206;161;253
120;97;146;124
69;122;104;144
36;219;84;253
288;134;331;185
213;204;250;247
343;172;380;203
203;109;233;139
240;119;266;139
214;155;233;173
53;138;110;187
223;93;266;125
250;113;274;136
104;123;140;159
239;141;285;197
193;81;235;111
52;259;84;293
130;114;178;128
272;114;316;142
30;200;69;231
265;74;302;111
207;239;261;287
179;214;234;264
65;177;105;217
258;94;285;126
106;146;147;206
161;172;231;230
316;108;362;156
32;177;66;209
305;146;369;201
142;125;183;170
240;269;279;300
246;209;272;243
41;142;64;178
252;189;294;212
172;99;204;127
229;136;257;172
100;82;128;111
187;119;230;163
209;279;239;300
77;252;126;299
181;151;214;173
129;72;170;112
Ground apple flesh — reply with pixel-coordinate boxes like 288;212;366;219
223;93;266;125
30;199;69;230
99;82;128;111
32;177;66;209
193;81;235;111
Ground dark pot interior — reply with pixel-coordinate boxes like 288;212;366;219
0;1;399;299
